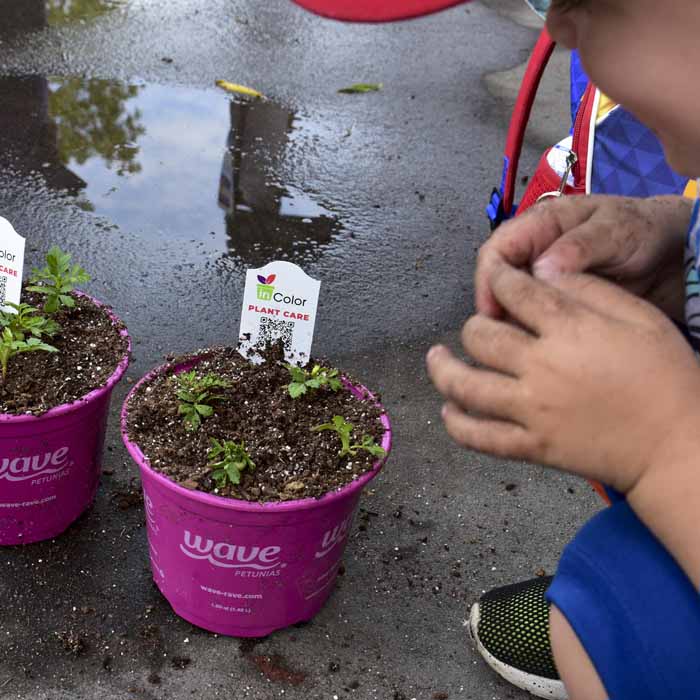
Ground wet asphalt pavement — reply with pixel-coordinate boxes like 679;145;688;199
0;1;599;698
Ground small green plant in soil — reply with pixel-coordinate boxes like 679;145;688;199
27;245;91;313
207;438;256;488
0;302;60;340
312;415;386;459
0;303;59;380
172;370;231;431
285;363;342;399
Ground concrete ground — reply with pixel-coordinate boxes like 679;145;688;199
0;1;599;698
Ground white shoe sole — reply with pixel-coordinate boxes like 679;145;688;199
469;602;569;700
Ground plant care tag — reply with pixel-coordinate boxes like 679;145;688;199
239;261;321;364
0;217;25;312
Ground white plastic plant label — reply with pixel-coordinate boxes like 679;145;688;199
239;261;321;363
0;217;26;312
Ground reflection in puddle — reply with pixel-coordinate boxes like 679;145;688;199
1;0;125;37
46;0;126;25
218;100;338;264
0;76;340;266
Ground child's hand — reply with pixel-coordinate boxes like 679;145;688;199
428;261;700;494
476;195;691;321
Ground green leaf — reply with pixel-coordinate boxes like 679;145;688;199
288;382;306;399
212;469;227;488
207;439;255;488
184;413;201;431
225;463;242;485
44;297;59;314
59;295;75;307
286;364;307;383
306;378;322;389
173;371;230;429
338;83;382;94
332;415;352;432
46;246;64;273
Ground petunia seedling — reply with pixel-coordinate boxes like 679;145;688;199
0;303;60;340
312;415;386;459
285;363;342;399
0;303;61;381
171;370;231;431
27;245;91;313
207;438;256;489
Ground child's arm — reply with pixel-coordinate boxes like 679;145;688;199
427;263;700;589
476;194;692;322
627;439;700;589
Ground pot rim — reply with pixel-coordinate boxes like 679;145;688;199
0;292;131;423
121;352;392;514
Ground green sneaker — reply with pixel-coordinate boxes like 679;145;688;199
469;576;567;699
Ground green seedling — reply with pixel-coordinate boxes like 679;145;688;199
28;245;91;313
171;370;231;431
285;363;342;399
0;329;58;381
311;415;386;459
207;438;256;489
0;303;60;340
0;303;60;380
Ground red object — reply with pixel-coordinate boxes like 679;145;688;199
515;82;596;212
292;0;471;22
502;29;557;217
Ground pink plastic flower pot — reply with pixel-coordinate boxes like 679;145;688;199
0;299;130;546
121;357;391;637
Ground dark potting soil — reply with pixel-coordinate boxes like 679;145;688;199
125;345;387;503
0;291;129;416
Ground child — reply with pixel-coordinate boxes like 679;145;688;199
294;0;700;697
428;1;700;698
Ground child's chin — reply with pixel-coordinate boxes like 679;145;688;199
663;146;700;180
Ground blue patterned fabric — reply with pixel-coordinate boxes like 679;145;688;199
591;108;688;197
569;51;589;128
570;52;687;198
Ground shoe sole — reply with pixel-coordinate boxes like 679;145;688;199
468;602;568;700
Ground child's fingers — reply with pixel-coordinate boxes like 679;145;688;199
426;345;521;421
461;314;533;377
550;272;660;324
532;216;628;281
440;401;536;460
488;261;577;335
475;198;598;317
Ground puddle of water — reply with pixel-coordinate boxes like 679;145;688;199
0;76;340;266
47;0;126;25
0;0;125;36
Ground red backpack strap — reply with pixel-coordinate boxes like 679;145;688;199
487;28;556;228
571;81;597;191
